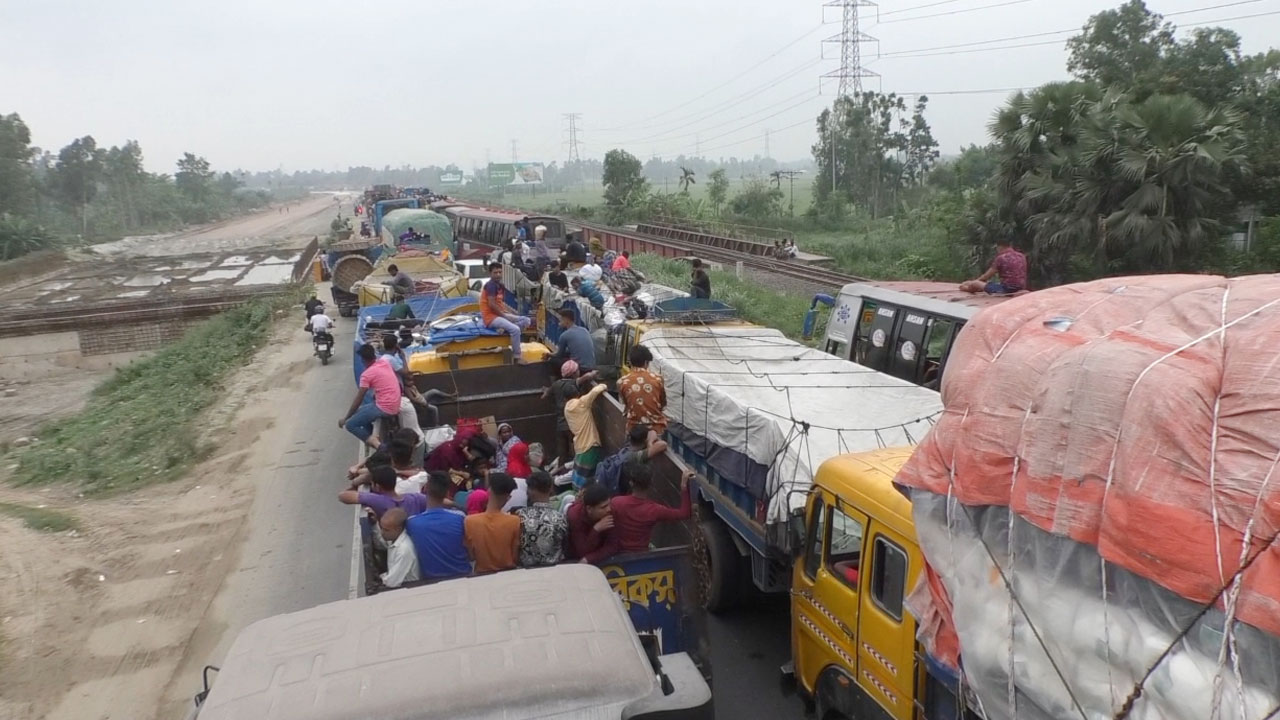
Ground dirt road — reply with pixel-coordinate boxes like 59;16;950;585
90;194;344;257
0;306;357;720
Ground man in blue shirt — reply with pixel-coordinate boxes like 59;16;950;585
550;308;596;371
405;472;471;580
571;276;605;310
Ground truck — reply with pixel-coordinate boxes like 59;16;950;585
595;298;943;611
185;565;712;720
787;273;1280;720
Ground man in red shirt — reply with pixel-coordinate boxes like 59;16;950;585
480;262;531;359
340;344;402;450
610;466;694;553
611;250;631;272
961;241;1028;295
566;482;618;564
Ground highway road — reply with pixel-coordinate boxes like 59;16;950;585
162;311;810;720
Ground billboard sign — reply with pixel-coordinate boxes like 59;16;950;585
439;171;464;186
487;162;544;187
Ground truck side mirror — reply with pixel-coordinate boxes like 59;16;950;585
788;513;806;559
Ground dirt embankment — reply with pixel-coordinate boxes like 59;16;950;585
0;315;317;720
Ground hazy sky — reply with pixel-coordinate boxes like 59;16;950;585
2;0;1277;175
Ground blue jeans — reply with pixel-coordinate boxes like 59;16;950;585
488;313;531;357
347;402;393;442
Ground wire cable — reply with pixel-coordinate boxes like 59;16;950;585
877;0;1038;24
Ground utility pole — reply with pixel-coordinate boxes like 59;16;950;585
764;129;771;159
821;0;879;195
772;170;804;216
510;140;518;163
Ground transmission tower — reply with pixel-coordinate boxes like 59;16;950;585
510;139;518;163
563;113;583;165
822;0;879;97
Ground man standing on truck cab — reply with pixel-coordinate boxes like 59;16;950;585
405;472;471;580
480;262;531;361
564;377;609;487
620;345;667;435
378;508;421;589
960;240;1027;295
464;472;521;573
340;344;401;451
550;308;596;371
566;482;618;564
611;466;694;553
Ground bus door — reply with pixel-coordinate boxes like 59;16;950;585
887;311;928;383
855;521;919;720
921;317;959;390
857;304;899;372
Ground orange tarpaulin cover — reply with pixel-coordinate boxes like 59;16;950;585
897;274;1280;638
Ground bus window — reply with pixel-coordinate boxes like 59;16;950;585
824;339;849;360
856;302;898;372
921;317;957;388
826;506;865;590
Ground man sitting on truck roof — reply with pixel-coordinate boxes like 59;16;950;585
566;482;618;565
563;377;609;488
620;346;667;436
571;276;605;311
960;240;1027;295
516;470;567;568
378;508;421;589
464;472;521;574
480;262;532;361
611;466;694;554
405;472;471;581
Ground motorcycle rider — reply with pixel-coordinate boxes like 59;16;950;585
309;305;335;349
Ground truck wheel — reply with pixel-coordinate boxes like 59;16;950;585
700;519;740;613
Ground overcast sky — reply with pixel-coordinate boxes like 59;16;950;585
2;0;1277;175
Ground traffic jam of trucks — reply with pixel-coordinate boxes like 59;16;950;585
189;192;1280;720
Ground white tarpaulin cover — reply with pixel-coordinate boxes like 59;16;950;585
641;325;943;524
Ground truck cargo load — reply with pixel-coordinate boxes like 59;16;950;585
644;324;943;527
897;274;1280;720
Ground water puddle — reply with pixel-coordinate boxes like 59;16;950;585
121;274;171;287
234;264;295;286
189;269;242;282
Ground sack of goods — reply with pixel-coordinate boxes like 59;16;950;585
896;274;1280;720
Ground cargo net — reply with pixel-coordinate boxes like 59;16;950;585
639;323;944;525
895;275;1280;720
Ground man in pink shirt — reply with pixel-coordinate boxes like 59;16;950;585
340;344;403;450
611;250;631;272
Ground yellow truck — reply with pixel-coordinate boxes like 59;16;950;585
788;448;978;720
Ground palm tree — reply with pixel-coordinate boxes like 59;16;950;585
678;166;696;194
1093;94;1244;270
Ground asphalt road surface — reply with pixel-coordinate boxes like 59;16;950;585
168;311;811;720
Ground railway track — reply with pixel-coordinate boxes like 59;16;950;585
572;220;867;293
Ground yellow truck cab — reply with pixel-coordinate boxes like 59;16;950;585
791;448;972;720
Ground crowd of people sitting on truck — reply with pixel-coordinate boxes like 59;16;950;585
338;320;690;590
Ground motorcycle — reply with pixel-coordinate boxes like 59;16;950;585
312;330;335;365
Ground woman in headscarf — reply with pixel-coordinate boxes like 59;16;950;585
494;423;522;472
506;440;532;479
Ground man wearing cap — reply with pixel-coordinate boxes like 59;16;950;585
543;359;598;469
548;307;596;371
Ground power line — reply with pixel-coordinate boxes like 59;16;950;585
657;94;822;155
592;23;825;132
878;0;1038;24
879;0;963;17
620;86;819;148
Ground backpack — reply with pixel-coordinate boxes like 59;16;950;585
594;447;637;495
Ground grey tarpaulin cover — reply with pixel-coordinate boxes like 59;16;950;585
641;325;943;525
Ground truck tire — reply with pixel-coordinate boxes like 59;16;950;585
700;519;741;613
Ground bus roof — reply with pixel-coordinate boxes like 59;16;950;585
841;281;1020;321
196;565;658;720
815;447;917;540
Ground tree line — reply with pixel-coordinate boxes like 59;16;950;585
597;1;1280;286
0;115;272;260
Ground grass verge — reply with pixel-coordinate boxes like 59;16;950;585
13;290;304;495
0;502;78;532
630;254;824;342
